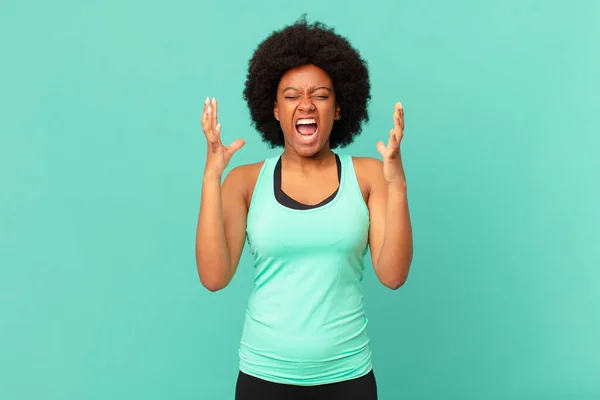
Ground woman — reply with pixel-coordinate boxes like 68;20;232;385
196;17;413;400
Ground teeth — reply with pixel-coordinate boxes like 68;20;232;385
296;118;316;125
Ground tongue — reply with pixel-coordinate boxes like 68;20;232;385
297;123;317;135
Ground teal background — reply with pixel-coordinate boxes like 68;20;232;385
1;0;599;399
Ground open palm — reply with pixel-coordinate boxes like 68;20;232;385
376;102;406;184
201;97;245;178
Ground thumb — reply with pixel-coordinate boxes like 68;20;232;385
376;141;386;158
225;138;246;156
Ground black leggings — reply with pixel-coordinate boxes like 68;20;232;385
235;370;377;400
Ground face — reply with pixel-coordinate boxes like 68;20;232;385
273;64;340;157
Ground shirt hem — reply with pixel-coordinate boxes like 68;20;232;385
238;361;373;387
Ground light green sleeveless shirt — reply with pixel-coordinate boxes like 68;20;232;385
239;153;372;385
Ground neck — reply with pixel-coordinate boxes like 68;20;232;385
281;145;335;172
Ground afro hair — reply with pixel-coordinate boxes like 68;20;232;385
243;16;371;149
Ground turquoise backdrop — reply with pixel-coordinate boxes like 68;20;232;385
1;0;599;399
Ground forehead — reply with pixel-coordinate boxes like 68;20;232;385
278;64;333;89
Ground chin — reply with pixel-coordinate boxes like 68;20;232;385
291;127;331;157
294;146;322;157
292;139;330;157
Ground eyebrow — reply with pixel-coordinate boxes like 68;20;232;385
282;86;332;92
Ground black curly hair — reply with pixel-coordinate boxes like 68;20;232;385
243;16;371;149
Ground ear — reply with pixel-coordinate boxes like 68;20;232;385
335;103;341;120
273;101;280;121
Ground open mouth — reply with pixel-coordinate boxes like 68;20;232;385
295;118;318;144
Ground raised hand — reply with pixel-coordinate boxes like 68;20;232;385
376;102;406;185
201;97;246;179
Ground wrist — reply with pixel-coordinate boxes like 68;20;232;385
387;180;407;194
203;171;223;183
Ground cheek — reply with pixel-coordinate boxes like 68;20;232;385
324;100;337;116
320;104;337;123
277;104;294;121
277;109;295;137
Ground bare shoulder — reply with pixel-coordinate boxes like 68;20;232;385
351;156;385;185
351;156;383;171
350;156;385;203
225;161;264;182
222;161;265;208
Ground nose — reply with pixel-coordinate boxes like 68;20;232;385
298;96;315;113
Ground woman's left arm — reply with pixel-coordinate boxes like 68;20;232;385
367;102;413;290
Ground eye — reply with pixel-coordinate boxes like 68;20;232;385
284;96;299;100
313;95;328;100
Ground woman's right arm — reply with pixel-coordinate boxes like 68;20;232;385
195;97;247;291
196;167;248;291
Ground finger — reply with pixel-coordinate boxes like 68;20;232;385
393;117;403;143
225;138;246;156
399;104;405;131
202;97;212;131
211;97;218;132
395;101;404;116
202;100;217;142
201;96;210;126
376;140;386;157
388;129;399;150
214;123;222;140
214;98;219;125
207;123;223;149
394;102;404;121
393;102;404;142
201;96;211;128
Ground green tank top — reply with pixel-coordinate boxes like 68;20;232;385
239;153;373;385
